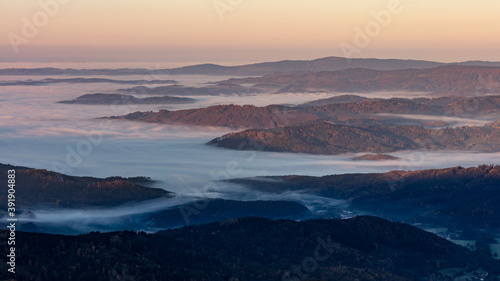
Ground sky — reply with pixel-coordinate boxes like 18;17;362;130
1;0;499;63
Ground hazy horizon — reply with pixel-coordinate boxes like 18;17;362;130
1;54;499;71
2;0;500;63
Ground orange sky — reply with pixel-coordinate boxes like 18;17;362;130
1;0;499;63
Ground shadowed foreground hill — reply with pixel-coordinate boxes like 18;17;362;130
0;164;171;208
24;199;311;235
0;164;311;234
208;122;500;154
1;216;499;281
230;165;500;229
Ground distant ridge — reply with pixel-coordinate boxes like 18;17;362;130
207;121;500;154
165;56;444;75
105;95;500;128
224;65;500;94
2;56;500;76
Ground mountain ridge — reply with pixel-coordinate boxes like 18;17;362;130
3;56;500;76
229;165;500;229
223;65;500;94
0;163;171;208
105;95;500;129
207;121;500;154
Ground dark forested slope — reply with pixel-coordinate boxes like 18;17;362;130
230;165;500;228
1;216;498;281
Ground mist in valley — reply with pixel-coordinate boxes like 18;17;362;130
1;74;499;234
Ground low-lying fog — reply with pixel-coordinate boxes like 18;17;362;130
1;74;499;233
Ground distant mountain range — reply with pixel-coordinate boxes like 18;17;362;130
2;216;498;281
2;56;500;76
105;104;320;128
96;64;500;97
163;56;447;75
0;78;177;86
58;93;196;105
222;65;500;94
105;95;500;129
118;82;263;96
300;94;370;106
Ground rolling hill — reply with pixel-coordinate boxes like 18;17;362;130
208;122;500;154
223;65;500;94
2;216;498;281
230;165;500;229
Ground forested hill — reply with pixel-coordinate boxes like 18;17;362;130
230;165;500;229
0;163;171;208
208;122;500;154
1;216;499;281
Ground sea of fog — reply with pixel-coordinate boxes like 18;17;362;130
1;73;499;232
